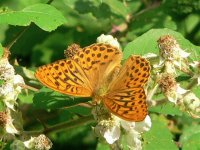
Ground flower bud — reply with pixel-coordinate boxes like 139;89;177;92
97;34;120;49
24;134;52;150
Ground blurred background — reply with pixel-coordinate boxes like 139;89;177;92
0;0;200;149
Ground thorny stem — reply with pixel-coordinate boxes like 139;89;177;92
23;115;94;136
147;84;159;106
18;83;39;92
44;115;94;134
186;79;197;90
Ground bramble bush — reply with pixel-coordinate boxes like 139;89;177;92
0;0;200;150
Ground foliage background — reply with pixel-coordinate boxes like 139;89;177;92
0;0;200;149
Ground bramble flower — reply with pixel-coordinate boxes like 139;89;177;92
92;104;121;144
94;118;121;144
158;73;187;103
157;35;190;74
121;115;151;150
0;56;25;110
0;109;19;134
24;134;52;150
179;92;200;118
0;57;15;81
92;103;152;148
97;34;120;49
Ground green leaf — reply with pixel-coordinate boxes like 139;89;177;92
0;100;6;111
18;93;34;104
105;0;128;18
149;102;183;116
0;4;66;31
179;125;200;145
0;43;3;59
96;142;110;150
128;5;177;36
123;28;200;60
66;106;91;116
143;115;178;150
33;87;91;109
182;133;200;150
0;79;4;86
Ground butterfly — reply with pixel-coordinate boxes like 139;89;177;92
35;43;150;121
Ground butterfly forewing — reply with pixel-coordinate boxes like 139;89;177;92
73;43;122;91
35;59;92;97
35;43;122;97
104;55;150;121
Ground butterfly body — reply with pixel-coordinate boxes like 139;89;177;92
35;43;150;122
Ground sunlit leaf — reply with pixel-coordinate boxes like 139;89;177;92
0;4;67;31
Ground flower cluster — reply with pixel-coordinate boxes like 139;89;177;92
0;49;24;135
157;35;190;74
153;35;200;117
92;104;151;150
24;134;52;150
0;48;52;149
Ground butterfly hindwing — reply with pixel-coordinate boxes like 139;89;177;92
104;88;148;121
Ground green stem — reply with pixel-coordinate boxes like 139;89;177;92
186;78;197;90
147;83;159;106
22;115;95;136
43;115;95;134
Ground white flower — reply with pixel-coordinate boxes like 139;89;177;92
103;125;121;144
157;35;190;73
0;58;25;110
125;130;142;150
134;115;152;132
167;84;188;104
181;92;200;118
158;73;188;104
24;134;52;150
97;34;120;49
94;118;121;144
120;115;152;150
0;58;15;81
24;137;35;149
0;83;16;110
164;61;176;75
13;75;25;92
0;109;19;134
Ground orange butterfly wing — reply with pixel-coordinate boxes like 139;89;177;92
35;59;92;97
35;43;122;97
103;55;150;121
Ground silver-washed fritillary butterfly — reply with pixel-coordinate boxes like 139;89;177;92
35;43;150;121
